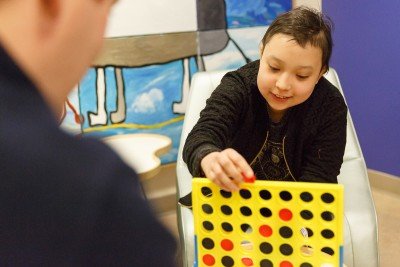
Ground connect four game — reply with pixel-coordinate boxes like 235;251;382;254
192;178;344;267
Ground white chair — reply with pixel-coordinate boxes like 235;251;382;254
176;68;379;267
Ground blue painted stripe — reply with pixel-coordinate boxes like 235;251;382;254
194;235;198;267
340;245;344;266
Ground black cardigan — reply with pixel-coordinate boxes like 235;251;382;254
183;60;347;185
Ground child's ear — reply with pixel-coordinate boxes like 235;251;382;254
318;66;328;80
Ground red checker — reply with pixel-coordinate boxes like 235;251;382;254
280;261;293;267
241;257;254;266
243;174;256;183
203;254;215;266
221;239;234;251
279;208;293;221
259;225;273;237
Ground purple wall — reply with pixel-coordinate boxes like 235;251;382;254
323;1;400;177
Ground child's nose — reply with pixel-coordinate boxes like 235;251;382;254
276;74;291;90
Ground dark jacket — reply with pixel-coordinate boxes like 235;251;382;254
0;44;176;266
183;60;347;185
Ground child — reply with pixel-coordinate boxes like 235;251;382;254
181;6;347;195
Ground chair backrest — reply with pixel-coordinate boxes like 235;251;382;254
176;68;379;267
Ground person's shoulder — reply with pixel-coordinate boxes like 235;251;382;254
234;60;259;81
220;60;259;92
64;133;138;183
318;76;345;99
314;76;347;109
3;116;137;191
236;60;259;73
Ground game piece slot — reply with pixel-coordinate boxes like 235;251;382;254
201;237;214;250
259;225;273;237
221;222;233;233
321;229;335;239
279;243;294;255
201;186;213;198
239;189;252;199
201;204;213;214
279;226;293;238
220;190;232;198
260;259;273;267
321;211;335;221
279;208;293;221
240;240;254;251
321;193;335;203
321;246;335;256
260;207;273;218
279;190;292;201
259;189;272;200
220;205;233;215
300;244;314;256
259;242;273;254
202;254;215;266
240;206;252;216
221;255;234;267
241;223;253;234
280;260;294;267
304;227;314;237
220;239;234;251
202;221;214;231
300;210;314;220
241;257;254;266
300;191;314;202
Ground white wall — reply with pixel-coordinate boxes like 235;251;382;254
105;0;197;37
293;0;322;10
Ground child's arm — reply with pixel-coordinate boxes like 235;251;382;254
183;71;250;179
300;93;348;183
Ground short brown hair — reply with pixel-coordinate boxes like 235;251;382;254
261;6;333;73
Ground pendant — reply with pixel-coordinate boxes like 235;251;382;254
271;153;280;164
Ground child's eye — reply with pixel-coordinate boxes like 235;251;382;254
268;65;280;72
297;75;309;80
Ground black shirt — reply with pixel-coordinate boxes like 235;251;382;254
0;43;177;266
251;111;292;181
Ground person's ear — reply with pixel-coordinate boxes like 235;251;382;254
320;65;328;76
316;66;328;84
37;0;62;38
40;0;61;20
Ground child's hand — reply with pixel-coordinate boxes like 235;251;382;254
200;148;254;192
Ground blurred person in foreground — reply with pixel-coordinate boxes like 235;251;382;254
0;0;177;265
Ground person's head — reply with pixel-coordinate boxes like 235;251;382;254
257;7;334;122
0;0;117;115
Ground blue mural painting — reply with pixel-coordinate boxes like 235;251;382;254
64;0;291;165
203;0;291;72
79;58;198;164
226;0;291;28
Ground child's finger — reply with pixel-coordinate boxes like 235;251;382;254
208;165;239;191
217;152;243;184
210;174;237;192
219;175;240;191
226;149;254;179
212;179;231;192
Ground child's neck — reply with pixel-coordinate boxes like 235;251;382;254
267;105;286;123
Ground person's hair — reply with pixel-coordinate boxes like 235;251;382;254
260;6;333;73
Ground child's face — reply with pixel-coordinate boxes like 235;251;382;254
257;34;325;121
